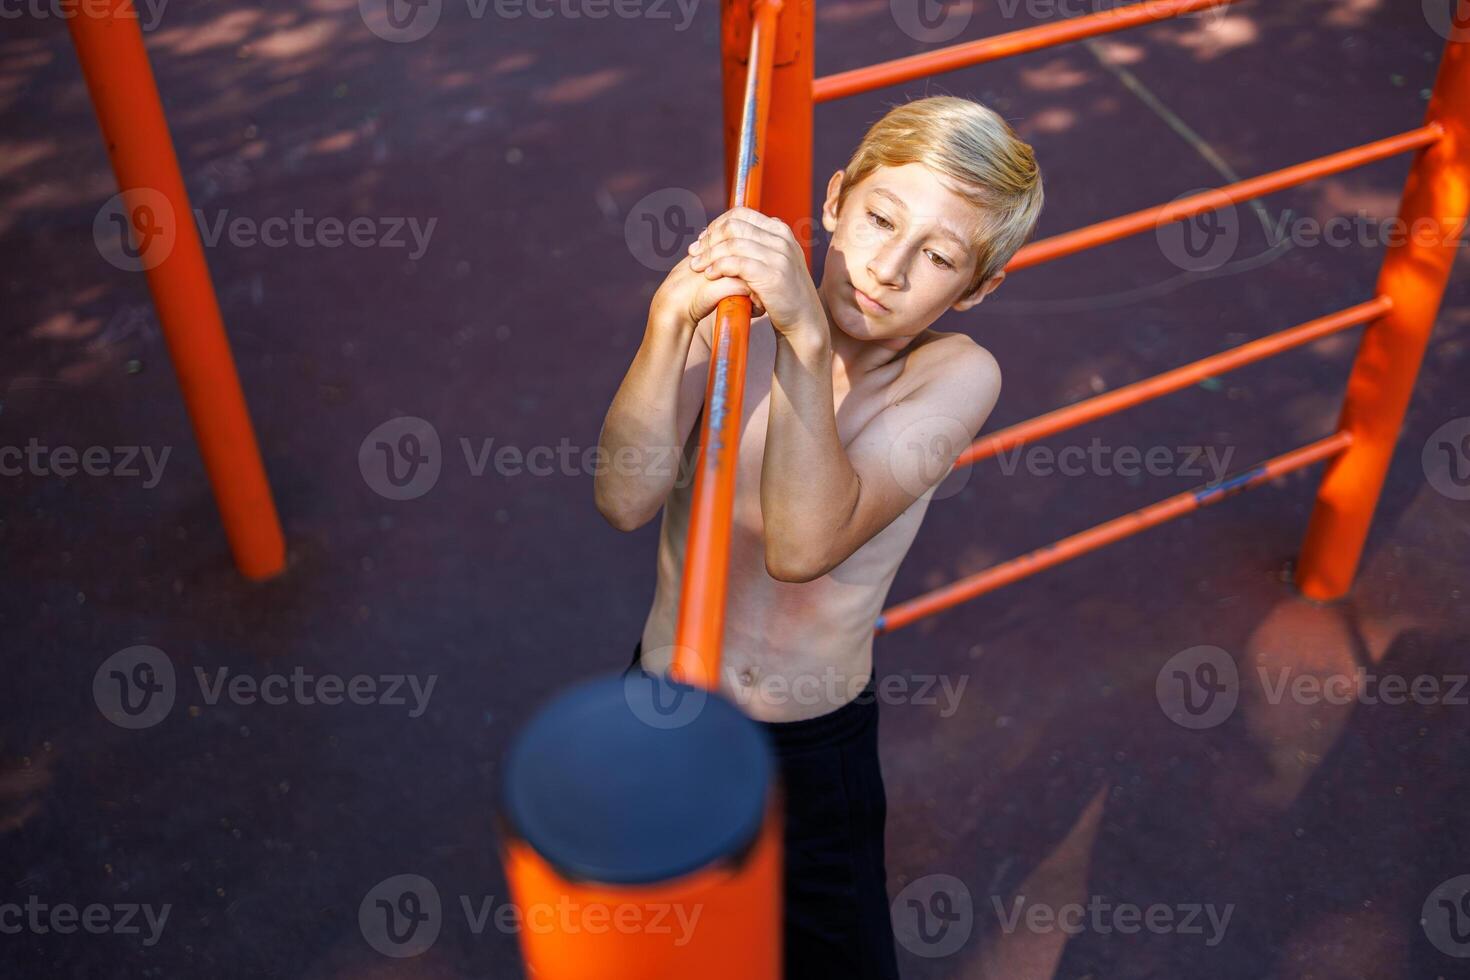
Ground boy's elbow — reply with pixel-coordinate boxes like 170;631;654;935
763;540;827;584
595;486;655;533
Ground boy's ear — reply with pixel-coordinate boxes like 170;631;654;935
820;169;846;234
953;270;1005;312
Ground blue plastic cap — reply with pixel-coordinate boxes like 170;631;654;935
500;670;774;886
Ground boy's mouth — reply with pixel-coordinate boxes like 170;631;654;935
853;285;889;315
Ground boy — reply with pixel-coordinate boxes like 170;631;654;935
594;96;1043;978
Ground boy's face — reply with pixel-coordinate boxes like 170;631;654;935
817;162;1004;347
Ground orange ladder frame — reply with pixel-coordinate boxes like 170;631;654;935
674;0;1470;658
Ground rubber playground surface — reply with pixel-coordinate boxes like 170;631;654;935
3;0;1469;976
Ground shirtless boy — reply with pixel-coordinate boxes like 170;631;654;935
594;96;1043;978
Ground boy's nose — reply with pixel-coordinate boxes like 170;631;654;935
866;245;906;289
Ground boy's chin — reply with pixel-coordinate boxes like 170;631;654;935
834;306;923;346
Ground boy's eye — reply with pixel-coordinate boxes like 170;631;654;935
926;250;953;269
866;209;893;231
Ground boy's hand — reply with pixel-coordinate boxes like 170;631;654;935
687;208;825;345
650;252;761;332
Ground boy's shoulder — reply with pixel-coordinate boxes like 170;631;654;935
882;328;1002;443
897;328;1001;399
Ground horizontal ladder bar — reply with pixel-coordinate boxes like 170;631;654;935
1009;124;1444;271
814;0;1244;103
876;430;1353;633
957;295;1392;469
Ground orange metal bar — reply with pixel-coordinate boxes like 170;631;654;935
813;0;1244;103
672;0;782;689
957;297;1392;469
877;431;1353;633
67;3;285;580
1008;125;1444;271
1297;32;1470;599
724;0;813;264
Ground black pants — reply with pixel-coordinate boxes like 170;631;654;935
626;642;902;979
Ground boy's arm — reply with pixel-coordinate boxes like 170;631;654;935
762;332;1000;582
593;305;712;531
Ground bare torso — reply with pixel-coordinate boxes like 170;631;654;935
639;315;950;722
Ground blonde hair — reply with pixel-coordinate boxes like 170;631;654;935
836;96;1044;297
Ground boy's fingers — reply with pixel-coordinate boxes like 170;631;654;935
699;254;768;281
699;215;784;252
692;238;779;271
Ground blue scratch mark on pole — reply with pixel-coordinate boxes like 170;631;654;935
707;327;731;455
1195;465;1266;505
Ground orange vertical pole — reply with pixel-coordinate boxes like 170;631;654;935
674;0;782;688
723;0;813;264
1296;30;1470;599
67;2;285;580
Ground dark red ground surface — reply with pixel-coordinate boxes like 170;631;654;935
3;0;1469;977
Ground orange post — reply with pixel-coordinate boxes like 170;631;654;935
498;672;781;979
1296;31;1470;599
67;1;285;579
723;0;813;263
